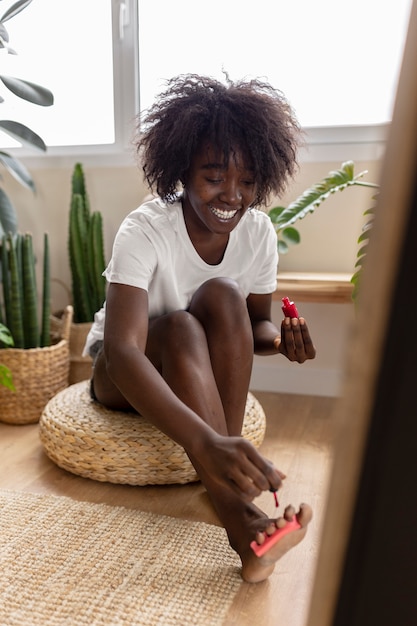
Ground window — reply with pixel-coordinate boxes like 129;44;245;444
0;0;116;149
138;0;411;128
0;0;412;163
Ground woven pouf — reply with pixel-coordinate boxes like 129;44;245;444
39;380;266;486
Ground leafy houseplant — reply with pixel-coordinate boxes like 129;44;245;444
267;161;380;300
0;0;54;236
0;232;72;424
0;2;65;421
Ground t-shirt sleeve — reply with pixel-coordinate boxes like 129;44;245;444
103;214;157;290
250;216;279;294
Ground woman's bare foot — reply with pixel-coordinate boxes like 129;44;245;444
240;503;313;583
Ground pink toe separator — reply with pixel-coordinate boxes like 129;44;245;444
250;517;301;557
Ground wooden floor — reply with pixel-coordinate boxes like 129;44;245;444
0;391;337;626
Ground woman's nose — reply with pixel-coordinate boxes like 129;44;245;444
220;180;242;204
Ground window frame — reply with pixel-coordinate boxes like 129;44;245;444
7;0;392;170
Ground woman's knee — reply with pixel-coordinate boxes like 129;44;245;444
190;278;249;327
149;310;206;354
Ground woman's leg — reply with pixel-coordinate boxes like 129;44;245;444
91;278;311;581
186;278;254;436
144;279;312;582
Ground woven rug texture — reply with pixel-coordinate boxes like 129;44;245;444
0;490;242;626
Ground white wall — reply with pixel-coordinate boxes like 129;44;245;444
250;301;355;397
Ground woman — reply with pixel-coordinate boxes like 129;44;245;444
85;74;316;582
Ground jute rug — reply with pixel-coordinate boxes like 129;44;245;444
0;490;242;626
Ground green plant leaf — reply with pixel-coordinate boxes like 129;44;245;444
0;120;46;151
268;205;286;224
354;245;369;265
0;187;17;236
0;151;35;190
358;225;373;242
281;226;301;245
7;233;25;348
0;0;34;24
277;239;289;255
0;22;9;44
1;233;12;325
0;363;15;391
22;232;39;348
0;75;53;106
0;321;14;347
351;265;365;301
268;161;369;231
277;227;301;255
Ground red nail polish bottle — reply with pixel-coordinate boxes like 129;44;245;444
282;297;299;318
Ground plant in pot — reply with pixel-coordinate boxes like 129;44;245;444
52;162;106;384
0;231;72;424
0;1;61;420
267;160;379;301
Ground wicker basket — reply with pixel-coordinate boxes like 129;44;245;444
0;306;73;425
40;380;267;486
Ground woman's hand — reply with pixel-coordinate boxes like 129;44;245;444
273;317;316;363
192;432;285;501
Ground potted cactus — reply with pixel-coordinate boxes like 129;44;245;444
0;232;72;423
69;162;106;324
52;163;106;384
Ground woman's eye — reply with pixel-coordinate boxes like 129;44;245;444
206;178;222;184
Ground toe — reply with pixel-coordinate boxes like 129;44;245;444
275;517;287;529
296;503;313;527
284;505;296;521
255;530;266;545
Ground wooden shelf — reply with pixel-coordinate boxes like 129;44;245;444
273;272;354;303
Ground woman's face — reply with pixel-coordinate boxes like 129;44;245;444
181;143;258;237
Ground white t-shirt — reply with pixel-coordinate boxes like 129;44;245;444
84;198;278;355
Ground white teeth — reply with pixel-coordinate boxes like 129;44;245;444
209;205;238;220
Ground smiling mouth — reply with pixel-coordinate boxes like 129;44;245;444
208;205;239;221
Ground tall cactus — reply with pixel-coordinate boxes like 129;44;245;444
0;232;51;349
68;163;106;323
